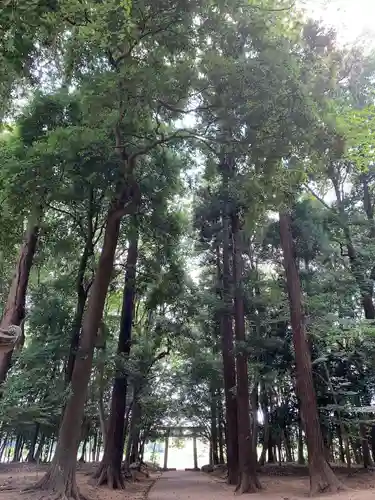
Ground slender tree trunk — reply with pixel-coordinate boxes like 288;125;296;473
91;432;97;463
96;434;102;462
210;385;219;466
331;171;375;319
217;225;238;485
298;415;305;465
65;190;95;384
193;435;198;470
35;434;45;463
0;216;40;384
371;425;375;462
279;211;344;495
95;226;139;488
27;424;40;462
217;394;225;464
267;436;275;463
0;433;8;462
163;430;170;470
12;435;22;462
28;204;123;500
360;423;373;468
232;212;260;493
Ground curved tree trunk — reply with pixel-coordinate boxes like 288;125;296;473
279;211;344;495
65;190;95;385
27;204;122;500
95;225;139;488
0;216;40;384
232;212;260;493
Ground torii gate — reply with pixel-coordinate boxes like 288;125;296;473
156;426;205;470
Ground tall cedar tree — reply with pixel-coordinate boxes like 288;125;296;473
232;210;261;493
279;211;344;495
95;222;139;488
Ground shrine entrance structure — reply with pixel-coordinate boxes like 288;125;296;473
155;426;205;470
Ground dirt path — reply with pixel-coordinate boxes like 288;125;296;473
148;470;375;500
148;471;234;500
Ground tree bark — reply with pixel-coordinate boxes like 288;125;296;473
279;211;344;495
298;414;305;465
217;394;225;464
65;189;96;384
0;216;40;384
95;225;139;488
217;221;238;485
27;203;123;500
232;212;260;493
330;170;375;319
210;385;219;466
27;423;40;462
193;435;198;470
360;423;373;468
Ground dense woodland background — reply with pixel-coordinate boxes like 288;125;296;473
2;0;375;498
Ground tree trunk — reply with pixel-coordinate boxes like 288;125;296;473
193;435;198;470
95;226;139;488
65;192;96;385
279;211;344;495
298;415;305;465
217;394;225;464
91;432;97;463
35;434;45;463
0;217;40;384
27;423;40;462
360;423;373;468
267;436;275;463
0;433;8;462
217;227;238;485
331;171;375;320
27;205;122;500
210;385;219;466
163;431;170;470
232;211;260;493
12;435;22;462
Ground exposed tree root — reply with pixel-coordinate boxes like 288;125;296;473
309;461;347;496
94;462;125;489
234;472;262;495
23;466;91;500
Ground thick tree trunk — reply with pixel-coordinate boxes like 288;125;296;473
217;230;238;485
0;218;40;384
279;211;344;495
232;212;260;493
27;205;122;500
95;226;139;488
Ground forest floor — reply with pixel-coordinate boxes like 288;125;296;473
0;462;158;500
2;463;375;499
149;467;375;500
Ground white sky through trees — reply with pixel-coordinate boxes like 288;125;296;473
303;0;375;47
